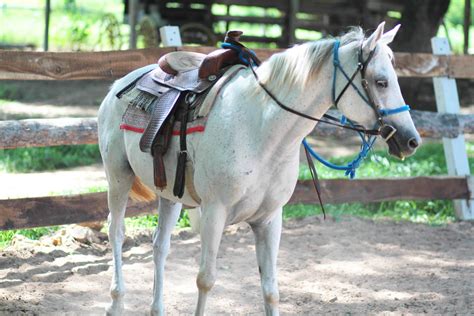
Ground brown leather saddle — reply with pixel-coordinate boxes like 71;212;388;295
117;30;261;200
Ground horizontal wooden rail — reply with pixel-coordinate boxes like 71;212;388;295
0;47;472;80
0;193;156;231
310;109;474;139
0;176;469;231
292;176;470;205
1;110;473;149
0;118;98;149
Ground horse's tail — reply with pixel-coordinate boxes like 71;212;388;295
129;176;156;202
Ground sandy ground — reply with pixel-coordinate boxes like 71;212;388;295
0;216;473;315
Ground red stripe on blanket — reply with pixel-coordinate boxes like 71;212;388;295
120;123;206;135
120;124;145;133
171;125;206;136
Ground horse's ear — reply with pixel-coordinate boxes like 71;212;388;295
379;24;401;46
362;22;385;55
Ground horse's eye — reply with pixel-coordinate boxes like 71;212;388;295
376;80;388;88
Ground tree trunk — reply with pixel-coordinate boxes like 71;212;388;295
393;0;451;110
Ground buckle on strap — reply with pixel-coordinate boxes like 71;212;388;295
380;124;397;141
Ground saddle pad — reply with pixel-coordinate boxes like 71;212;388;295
120;105;206;135
139;89;180;153
121;105;151;133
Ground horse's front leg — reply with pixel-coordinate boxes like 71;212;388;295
195;203;227;316
150;198;182;316
250;210;282;316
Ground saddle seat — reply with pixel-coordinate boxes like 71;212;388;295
158;51;206;75
158;48;240;80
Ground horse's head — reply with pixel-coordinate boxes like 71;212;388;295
335;22;421;159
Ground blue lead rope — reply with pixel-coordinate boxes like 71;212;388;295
303;115;377;179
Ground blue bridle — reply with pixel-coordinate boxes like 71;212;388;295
304;40;410;178
331;40;410;118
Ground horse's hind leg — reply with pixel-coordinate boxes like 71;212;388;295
250;211;282;316
150;198;182;316
103;163;135;315
195;204;227;316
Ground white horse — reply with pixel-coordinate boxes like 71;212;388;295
98;22;420;315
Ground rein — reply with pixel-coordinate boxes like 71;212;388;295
223;39;411;218
249;66;380;136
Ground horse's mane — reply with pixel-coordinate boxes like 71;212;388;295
257;27;365;94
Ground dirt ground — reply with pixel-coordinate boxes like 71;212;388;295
1;216;473;315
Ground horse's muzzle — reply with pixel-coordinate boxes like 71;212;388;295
382;124;421;159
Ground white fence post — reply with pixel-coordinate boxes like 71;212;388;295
159;26;182;47
431;37;474;220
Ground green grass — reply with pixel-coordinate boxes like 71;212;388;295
0;226;60;248
0;144;102;173
283;201;454;226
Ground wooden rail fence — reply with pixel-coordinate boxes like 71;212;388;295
2;110;474;149
1;46;474;230
1;47;473;80
1;176;470;231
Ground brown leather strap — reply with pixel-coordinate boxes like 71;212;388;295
173;106;189;198
151;116;176;190
185;160;202;204
304;145;326;219
153;155;166;190
249;66;379;136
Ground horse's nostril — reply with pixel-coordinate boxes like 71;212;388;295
408;137;419;150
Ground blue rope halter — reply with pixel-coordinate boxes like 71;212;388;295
304;40;410;178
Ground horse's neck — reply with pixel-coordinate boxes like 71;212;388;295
253;60;333;152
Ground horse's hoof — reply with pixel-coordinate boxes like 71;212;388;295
150;304;164;316
105;301;125;316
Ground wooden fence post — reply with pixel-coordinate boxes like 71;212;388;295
128;0;138;49
431;37;474;220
